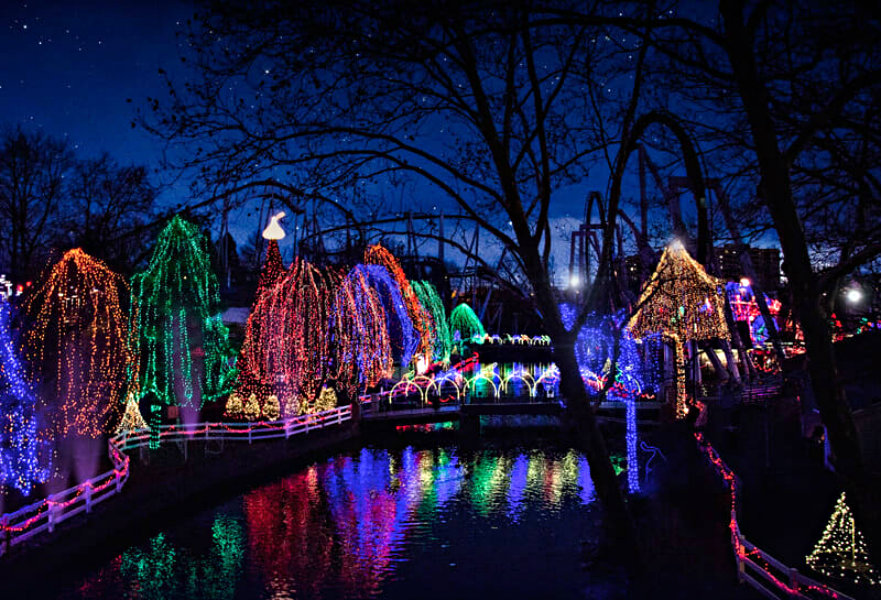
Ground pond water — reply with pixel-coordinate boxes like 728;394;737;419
55;442;619;600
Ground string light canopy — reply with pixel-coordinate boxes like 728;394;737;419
130;216;235;430
21;248;131;438
364;244;434;363
0;299;49;496
628;241;729;418
358;264;417;366
806;492;879;586
449;303;486;349
412;281;450;363
238;258;334;403
331;266;393;396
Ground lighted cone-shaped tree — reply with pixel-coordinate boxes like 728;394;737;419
627;241;729;419
806;492;879;586
234;214;288;407
0;300;49;496
131;216;235;441
412;281;450;363
116;392;148;433
364;244;434;364
238;258;334;403
21;249;130;438
449;303;486;350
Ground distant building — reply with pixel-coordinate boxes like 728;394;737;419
717;244;780;290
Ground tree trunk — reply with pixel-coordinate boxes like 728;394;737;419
721;0;881;562
523;249;642;570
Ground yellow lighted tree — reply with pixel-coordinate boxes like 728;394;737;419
627;241;729;418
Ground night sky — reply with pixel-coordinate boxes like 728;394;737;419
0;1;716;282
0;1;191;164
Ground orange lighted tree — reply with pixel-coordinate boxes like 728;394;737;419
21;249;131;437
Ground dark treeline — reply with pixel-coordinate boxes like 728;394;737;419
0;126;159;280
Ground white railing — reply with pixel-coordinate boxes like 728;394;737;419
0;405;352;558
695;432;853;600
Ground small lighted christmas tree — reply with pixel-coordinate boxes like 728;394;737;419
314;386;338;413
224;393;243;419
806;492;879;586
243;394;260;421
282;395;299;418
262;395;280;421
116;392;149;433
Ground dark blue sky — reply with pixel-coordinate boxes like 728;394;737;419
0;1;737;285
0;1;191;163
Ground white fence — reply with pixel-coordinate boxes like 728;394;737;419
0;405;352;558
695;432;853;600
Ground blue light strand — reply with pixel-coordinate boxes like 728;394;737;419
358;264;418;367
0;300;49;496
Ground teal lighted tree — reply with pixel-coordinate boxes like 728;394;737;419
130;216;235;438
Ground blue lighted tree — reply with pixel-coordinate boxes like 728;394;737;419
0;300;49;496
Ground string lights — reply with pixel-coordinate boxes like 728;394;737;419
116;392;148;433
449;303;485;350
0;299;49;496
358;264;417;366
131;217;235;426
330;266;393;396
21;249;131;438
412;280;450;363
725;281;781;347
238;258;334;403
628;242;729;418
806;492;879;586
364;244;433;362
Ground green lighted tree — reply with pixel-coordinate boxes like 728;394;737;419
412;281;450;363
130;216;235;439
449;303;486;348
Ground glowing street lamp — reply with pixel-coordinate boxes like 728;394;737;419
845;286;863;304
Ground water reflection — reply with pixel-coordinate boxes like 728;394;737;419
68;446;599;599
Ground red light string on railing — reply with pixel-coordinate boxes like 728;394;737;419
695;432;843;598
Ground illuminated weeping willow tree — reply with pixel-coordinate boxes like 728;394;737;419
364;244;433;363
131;217;235;434
238;258;334;405
412;280;450;363
331;266;393;395
0;300;49;496
21;249;131;438
359;264;418;366
627;241;729;418
449;303;485;349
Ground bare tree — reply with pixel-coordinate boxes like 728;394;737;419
546;0;881;560
145;1;658;557
59;153;158;274
0;128;72;280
